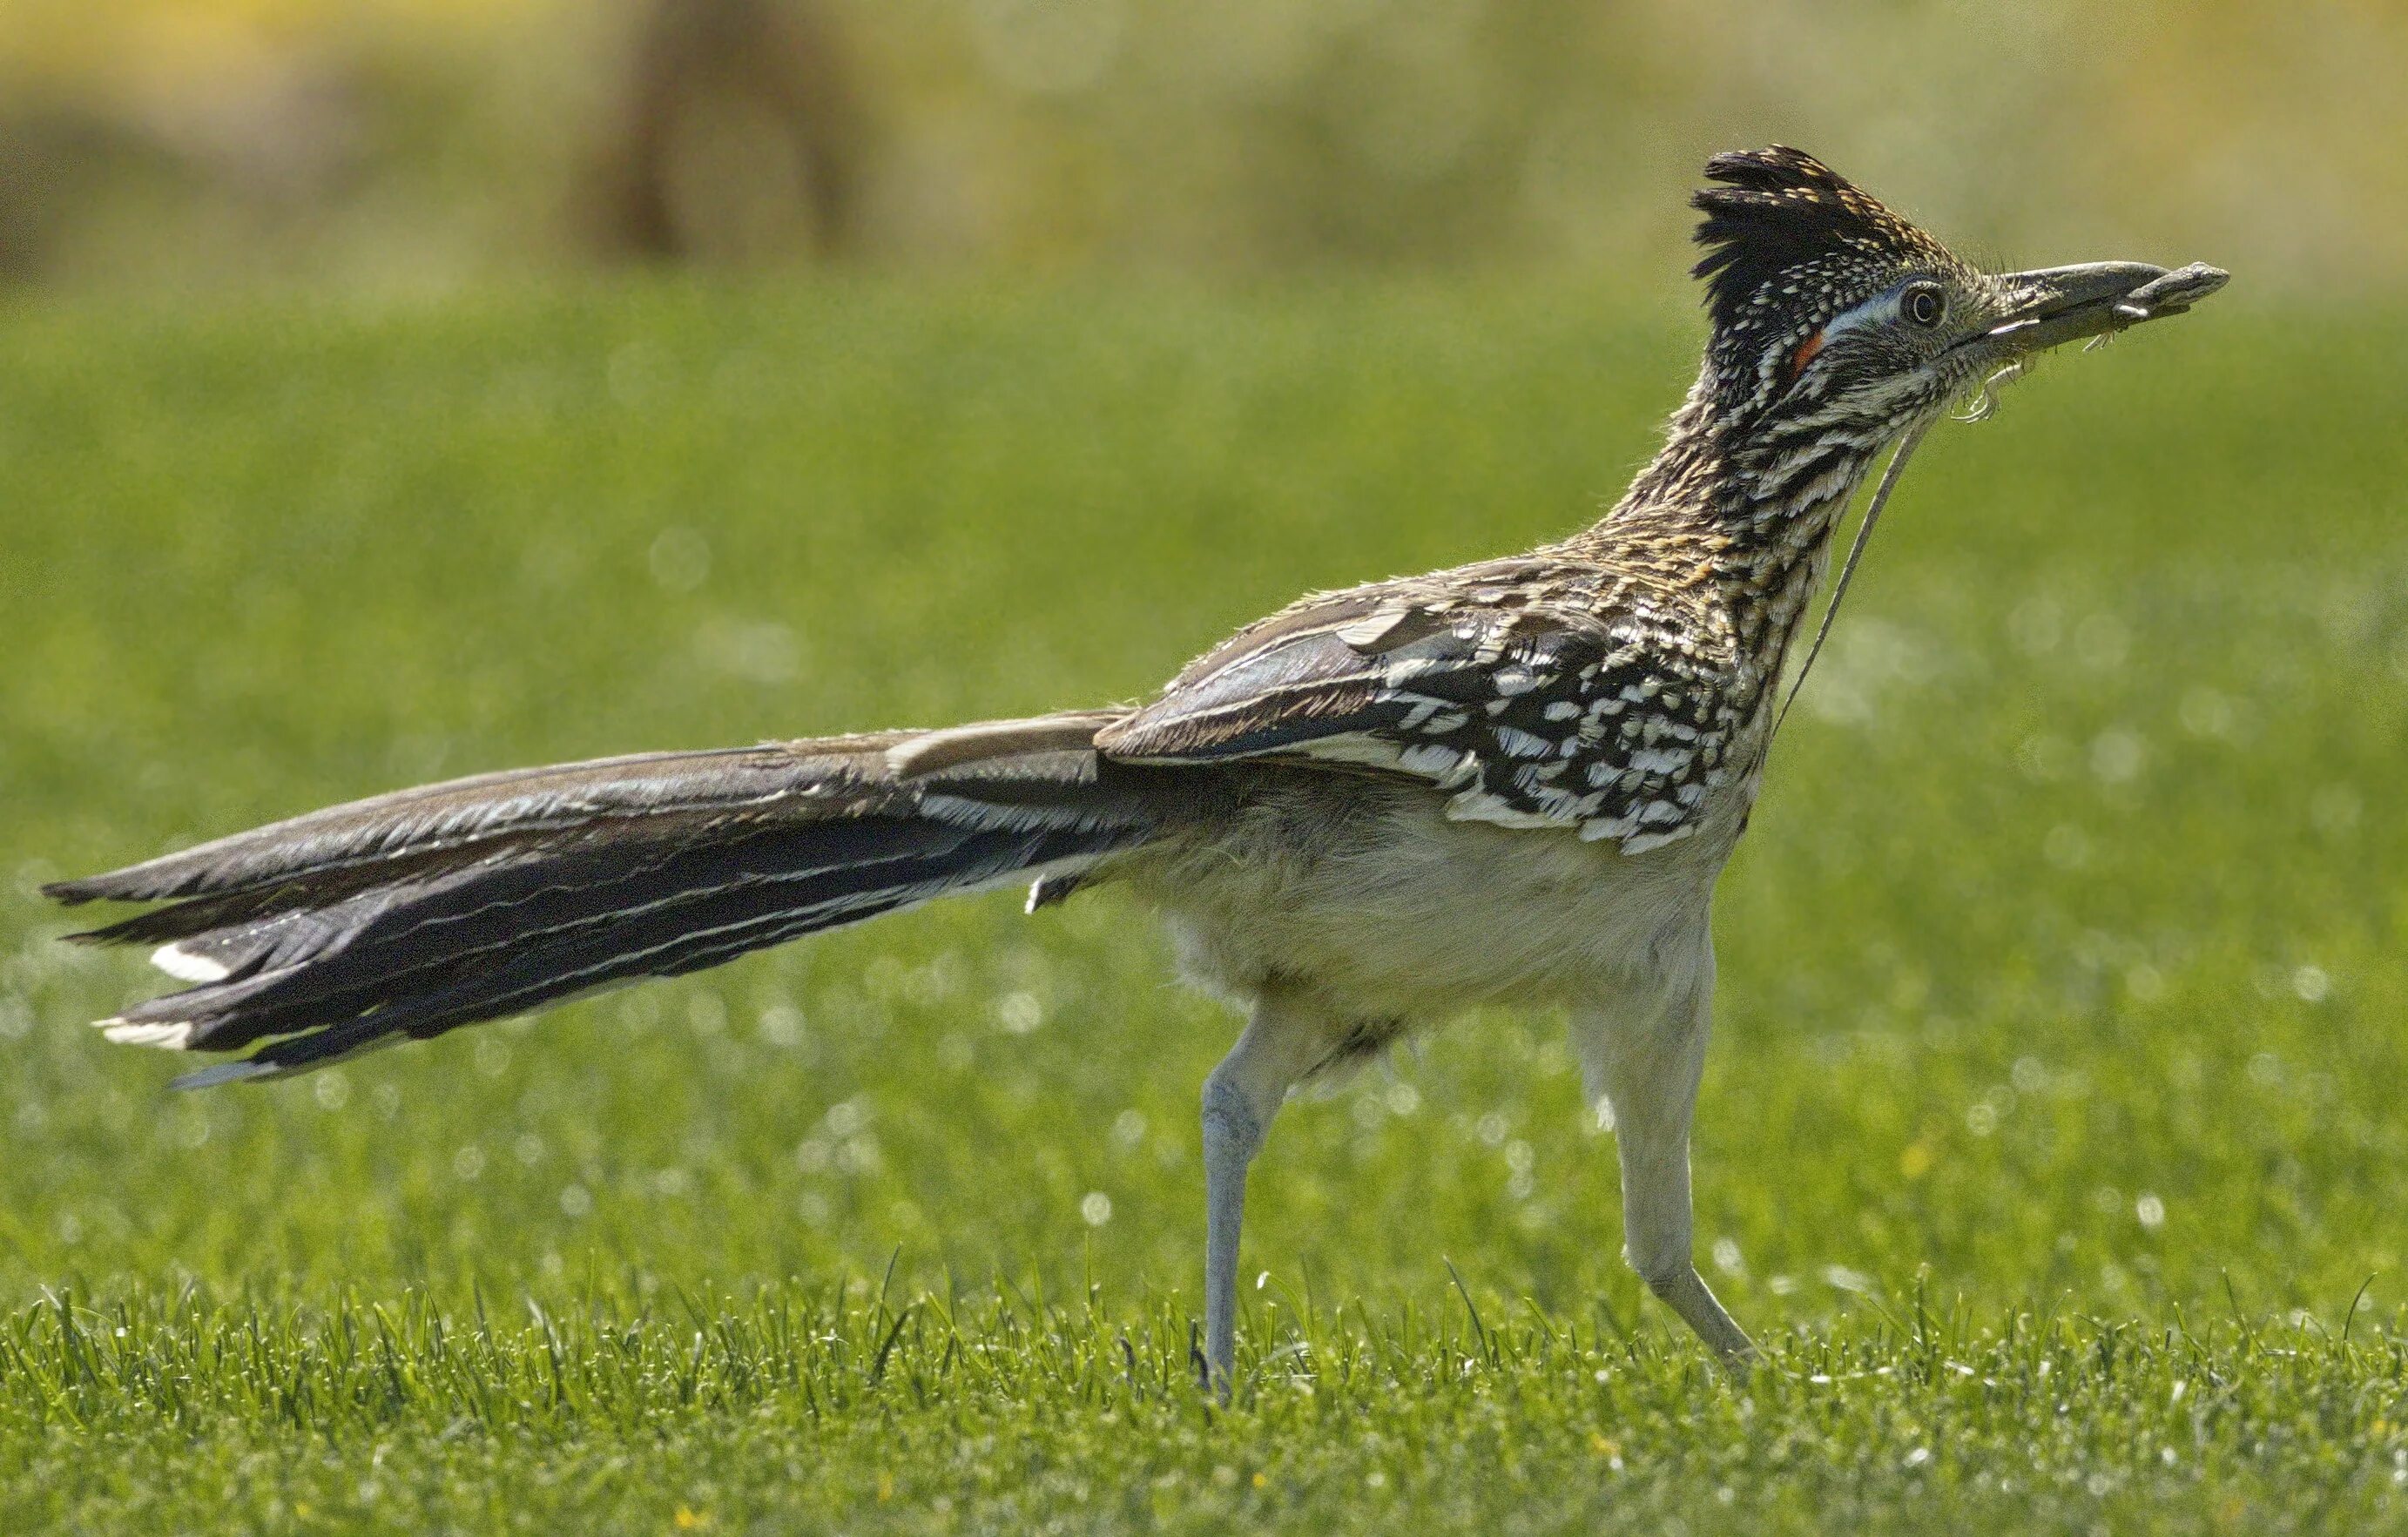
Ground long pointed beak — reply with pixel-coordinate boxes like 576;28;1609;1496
1978;260;2229;354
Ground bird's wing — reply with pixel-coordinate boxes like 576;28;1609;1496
1096;559;1748;853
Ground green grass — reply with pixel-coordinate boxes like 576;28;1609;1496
3;277;2406;1533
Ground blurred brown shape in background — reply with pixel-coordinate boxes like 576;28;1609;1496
584;0;864;265
0;40;366;285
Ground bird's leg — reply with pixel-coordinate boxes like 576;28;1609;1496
1198;994;1324;1398
1572;976;1757;1374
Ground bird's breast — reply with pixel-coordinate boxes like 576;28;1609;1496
1118;772;1733;1022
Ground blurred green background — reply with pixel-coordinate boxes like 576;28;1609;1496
1;0;2402;291
5;5;2408;1531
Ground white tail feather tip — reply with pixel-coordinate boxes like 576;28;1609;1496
150;944;232;983
101;1019;196;1050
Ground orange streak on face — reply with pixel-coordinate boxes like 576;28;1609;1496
1787;328;1825;382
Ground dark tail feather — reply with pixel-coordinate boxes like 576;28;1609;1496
45;711;1168;1082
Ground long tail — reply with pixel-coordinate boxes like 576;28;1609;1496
44;711;1167;1085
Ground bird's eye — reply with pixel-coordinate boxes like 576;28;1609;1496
1905;285;1946;327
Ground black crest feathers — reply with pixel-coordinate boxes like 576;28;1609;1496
1690;146;1944;334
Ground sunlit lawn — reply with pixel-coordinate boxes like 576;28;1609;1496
3;278;2405;1532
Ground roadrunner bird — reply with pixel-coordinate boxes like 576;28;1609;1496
47;148;2225;1388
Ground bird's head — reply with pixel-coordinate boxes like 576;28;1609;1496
1690;146;2227;443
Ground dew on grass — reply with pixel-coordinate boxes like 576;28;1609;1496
2090;729;2145;784
2008;595;2062;656
2310;785;2362;836
759;1006;806;1048
2042;824;2091;871
996;992;1044;1035
2073;613;2129;670
695;617;802;685
2178;686;2236;738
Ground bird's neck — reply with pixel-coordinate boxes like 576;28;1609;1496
1583;368;1897;670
